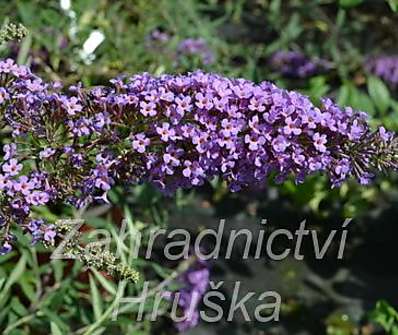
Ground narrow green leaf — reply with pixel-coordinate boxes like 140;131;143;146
368;75;391;115
0;252;15;265
43;308;69;331
91;328;106;335
51;321;63;335
91;269;117;296
17;33;32;65
338;83;375;114
52;260;65;283
339;0;363;7
0;254;27;306
337;83;351;106
386;0;398;12
0;278;5;290
10;297;28;317
19;273;36;303
89;274;103;321
351;91;376;115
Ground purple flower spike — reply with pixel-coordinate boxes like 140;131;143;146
366;55;398;88
167;257;210;332
0;57;397;250
269;51;331;78
177;38;215;65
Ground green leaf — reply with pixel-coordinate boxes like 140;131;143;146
91;269;117;296
16;33;31;65
337;84;351;106
90;328;106;335
386;0;398;11
10;297;28;317
51;321;63;335
52;260;65;283
0;254;27;307
339;0;363;7
307;76;330;101
0;252;15;265
43;308;69;331
370;300;398;332
367;75;391;115
0;278;5;291
338;83;376;115
89;274;103;321
18;276;36;303
351;91;376;115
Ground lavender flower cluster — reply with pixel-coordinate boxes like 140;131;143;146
166;258;210;332
177;38;215;65
269;51;331;78
0;58;397;254
366;55;398;88
148;29;171;44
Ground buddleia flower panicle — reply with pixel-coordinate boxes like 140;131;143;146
0;58;397;256
164;256;210;332
177;38;215;65
269;51;331;78
366;55;398;88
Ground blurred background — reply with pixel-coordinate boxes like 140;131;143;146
1;0;398;334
